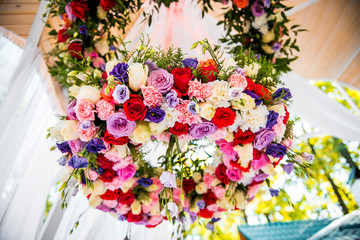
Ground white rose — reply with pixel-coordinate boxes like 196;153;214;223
195;182;208;195
199;102;216;120
149;122;168;136
88;194;102;208
192;172;202;183
130;121;151;144
234;143;253;167
97;5;107;19
50;122;64;141
268;104;286;117
76;85;101;104
69;85;80;98
60;120;78;141
128;63;148;91
231;93;256;111
95;38;109;56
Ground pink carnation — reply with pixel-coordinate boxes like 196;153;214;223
213;186;225;199
85;169;99;181
207;203;219;212
188;80;213;101
203;173;215;189
96;99;115;120
116;203;131;215
272;117;286;137
77;121;96;142
226;168;242;181
112;156;133;171
75;99;95;122
207;128;229;141
105;177;122;191
229;73;247;90
102;199;118;208
176;100;201;125
141;86;162;107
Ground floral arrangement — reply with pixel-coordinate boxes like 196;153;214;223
49;38;312;233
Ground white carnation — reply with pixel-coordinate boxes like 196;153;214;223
242;105;269;132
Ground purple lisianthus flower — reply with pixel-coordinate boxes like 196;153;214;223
106;110;136;138
65;3;76;21
100;63;106;71
243;90;263;105
301;152;315;163
189;122;217;139
265;143;287;158
67;100;78;120
255;53;261;61
79;25;87;35
112;85;129;104
146;107;166;123
254;128;275;150
145;60;158;72
57;156;68;166
110;63;129;83
182;58;198;69
266;110;279;129
137;178;153;187
188;101;200;115
96;204;111;213
86;138;106;153
205;223;215;231
79;120;92;130
57;141;71;153
159;171;177;188
273;42;282;51
272;88;292;100
161;202;179;219
251;1;265;17
166;90;179;108
109;45;117;51
196;200;206;209
253;172;269;182
263;0;270;8
68;139;85;154
269;189;279;197
282;162;294;174
68;155;88;169
118;214;127;221
147;69;174;94
235;67;245;76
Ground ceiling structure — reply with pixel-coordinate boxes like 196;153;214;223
0;0;359;88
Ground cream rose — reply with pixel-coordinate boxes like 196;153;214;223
95;38;109;56
199;102;216;120
149;122;168;136
69;85;80;98
128;63;148;91
93;179;107;195
231;93;256;111
131;200;142;215
76;85;101;104
89;194;102;208
195;182;208;195
192;172;202;184
130;121;151;144
60;120;78;141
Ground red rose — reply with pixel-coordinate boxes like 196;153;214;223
127;212;143;222
100;190;119;200
70;0;89;20
171;68;194;94
104;130;129;145
182;179;196;194
169;122;189;136
233;129;255;146
198;208;214;219
245;77;255;91
100;0;116;11
253;84;271;100
100;169;116;182
57;28;70;43
202;190;217;205
102;71;108;80
97;154;114;169
118;190;135;205
68;42;83;60
283;106;289;124
198;65;218;83
123;94;147;121
212;107;236;128
215;163;229;184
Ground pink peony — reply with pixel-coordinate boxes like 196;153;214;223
116;164;136;182
226;168;242;181
229;73;247;90
75;99;95;121
141;86;162;107
77;121;96;142
96;99;115;120
112;156;133;171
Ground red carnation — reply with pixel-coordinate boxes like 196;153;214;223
233;129;255;146
171;68;194;94
57;28;70;43
127;212;143;222
215;163;229;184
182;179;196;194
100;190;119;200
118;191;135;205
212;107;236;128
97;154;114;169
169;122;189;136
198;208;214;218
70;0;89;20
100;0;116;11
198;65;218;83
68;42;83;60
104;130;129;145
100;169;116;182
123;94;147;121
202;190;217;205
245;77;255;91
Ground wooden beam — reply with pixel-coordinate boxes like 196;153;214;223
0;14;35;25
2;24;31;35
0;3;39;14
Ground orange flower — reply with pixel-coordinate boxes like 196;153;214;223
200;59;217;68
233;0;249;9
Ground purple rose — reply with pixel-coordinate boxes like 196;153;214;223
146;107;165;123
166;90;179;108
182;58;198;69
269;189;279;197
86;138;106;153
243;90;263;105
188;101;199;115
106;110;136;138
67;100;78;120
112;85;129;104
79;25;87;35
145;60;158;72
189;122;217;139
137;178;153;187
110;63;129;83
272;42;281;51
196;200;205;209
147;69;174;94
65;3;76;21
69;139;85;154
265;143;287;158
68;155;88;168
266;110;279;129
251;1;265;17
282;162;294;174
159;171;177;188
254;128;275;150
57;141;71;153
272;88;292;100
253;172;268;182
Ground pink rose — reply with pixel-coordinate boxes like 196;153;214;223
116;203;131;214
116;164;136;182
75;99;95;121
112;156;133;171
102;199;118;208
226;168;242;181
77;121;96;142
141;86;162;107
207;128;229;141
213;186;225;199
229;73;247;90
96;99;115;120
